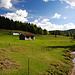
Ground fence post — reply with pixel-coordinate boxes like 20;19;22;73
28;58;30;75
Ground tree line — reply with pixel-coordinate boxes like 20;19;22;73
0;16;49;35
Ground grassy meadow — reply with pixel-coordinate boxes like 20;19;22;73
0;29;75;75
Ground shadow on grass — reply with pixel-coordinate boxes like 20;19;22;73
46;45;75;51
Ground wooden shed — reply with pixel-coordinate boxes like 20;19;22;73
9;32;20;35
19;33;35;40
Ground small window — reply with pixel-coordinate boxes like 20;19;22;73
31;36;34;39
26;36;29;38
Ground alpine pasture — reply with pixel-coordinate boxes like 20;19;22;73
0;29;74;75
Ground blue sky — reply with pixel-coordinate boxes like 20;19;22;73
0;0;75;31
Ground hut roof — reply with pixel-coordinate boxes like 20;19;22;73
22;33;35;36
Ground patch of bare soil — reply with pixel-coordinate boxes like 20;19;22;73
0;49;21;71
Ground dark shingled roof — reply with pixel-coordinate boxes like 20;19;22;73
22;33;35;36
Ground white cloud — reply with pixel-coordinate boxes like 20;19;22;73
30;19;38;24
43;0;55;2
16;9;28;17
41;19;49;23
51;13;61;19
43;0;49;2
2;9;28;22
38;22;75;31
63;17;67;19
0;0;12;9
65;6;70;8
34;19;38;24
30;18;75;31
63;23;75;30
60;0;75;7
36;22;64;30
0;0;24;10
38;16;43;20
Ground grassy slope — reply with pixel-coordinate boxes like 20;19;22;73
0;29;74;75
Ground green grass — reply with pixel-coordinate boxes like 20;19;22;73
0;29;74;75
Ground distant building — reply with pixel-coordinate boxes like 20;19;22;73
9;32;20;35
19;33;35;40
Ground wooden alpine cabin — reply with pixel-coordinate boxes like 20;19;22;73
19;33;35;40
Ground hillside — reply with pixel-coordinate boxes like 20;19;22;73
49;29;75;37
67;29;75;34
0;29;74;75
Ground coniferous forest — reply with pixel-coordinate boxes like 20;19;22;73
0;16;47;35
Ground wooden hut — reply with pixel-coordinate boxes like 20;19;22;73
9;32;20;35
19;33;35;40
